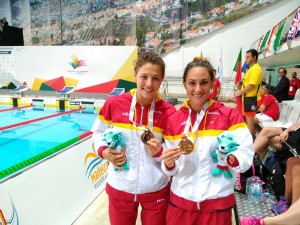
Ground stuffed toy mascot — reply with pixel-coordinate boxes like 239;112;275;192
103;130;129;171
211;131;239;178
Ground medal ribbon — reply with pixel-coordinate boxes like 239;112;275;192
129;90;155;131
183;102;209;137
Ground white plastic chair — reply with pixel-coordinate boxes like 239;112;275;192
294;89;300;102
261;104;293;128
287;106;300;124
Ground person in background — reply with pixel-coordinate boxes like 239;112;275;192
161;57;254;225
284;157;300;205
270;157;300;215
209;69;221;101
288;71;300;100
234;49;263;136
240;157;300;224
91;52;176;225
273;68;290;103
254;83;279;125
254;122;300;161
240;198;300;225
233;80;243;115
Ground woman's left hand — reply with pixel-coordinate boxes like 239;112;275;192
146;138;162;156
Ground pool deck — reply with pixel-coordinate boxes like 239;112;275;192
72;190;142;225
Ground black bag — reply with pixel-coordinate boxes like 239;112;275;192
273;128;300;174
243;96;258;112
236;157;269;194
242;81;260;112
236;156;285;199
266;156;285;199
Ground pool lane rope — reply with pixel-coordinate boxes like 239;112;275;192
0;130;93;180
0;105;33;113
0;108;86;131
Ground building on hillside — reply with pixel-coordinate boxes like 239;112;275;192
162;0;300;96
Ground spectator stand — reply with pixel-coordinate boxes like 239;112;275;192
249;99;300;225
10;85;30;97
242;97;300;224
56;86;75;99
107;88;125;98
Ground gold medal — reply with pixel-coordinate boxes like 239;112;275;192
141;128;154;144
178;136;194;155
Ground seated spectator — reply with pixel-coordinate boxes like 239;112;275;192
254;84;279;125
240;157;300;224
270;157;300;215
240;196;300;224
288;72;300;100
254;122;300;161
285;157;300;204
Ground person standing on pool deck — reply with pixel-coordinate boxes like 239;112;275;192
234;49;262;136
91;52;176;225
161;56;254;225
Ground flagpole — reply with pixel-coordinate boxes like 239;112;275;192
219;46;223;81
223;48;242;100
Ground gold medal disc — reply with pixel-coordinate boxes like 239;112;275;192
178;138;194;155
141;129;154;144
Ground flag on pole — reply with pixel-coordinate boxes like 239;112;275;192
256;35;264;52
217;47;223;80
272;19;286;52
242;62;249;74
233;48;242;84
258;30;271;51
267;25;279;53
287;8;300;40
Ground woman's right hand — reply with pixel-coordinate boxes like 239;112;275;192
102;148;127;170
162;146;181;168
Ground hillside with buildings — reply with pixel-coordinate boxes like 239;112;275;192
161;0;300;97
1;0;277;49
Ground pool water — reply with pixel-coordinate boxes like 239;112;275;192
0;107;97;178
0;107;55;127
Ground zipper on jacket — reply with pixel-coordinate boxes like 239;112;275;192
196;148;201;211
196;130;201;211
134;106;144;202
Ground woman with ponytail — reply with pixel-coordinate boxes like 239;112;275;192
161;57;254;225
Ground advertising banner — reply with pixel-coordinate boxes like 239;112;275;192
0;137;108;225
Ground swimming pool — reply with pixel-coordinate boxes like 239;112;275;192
0;106;97;180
